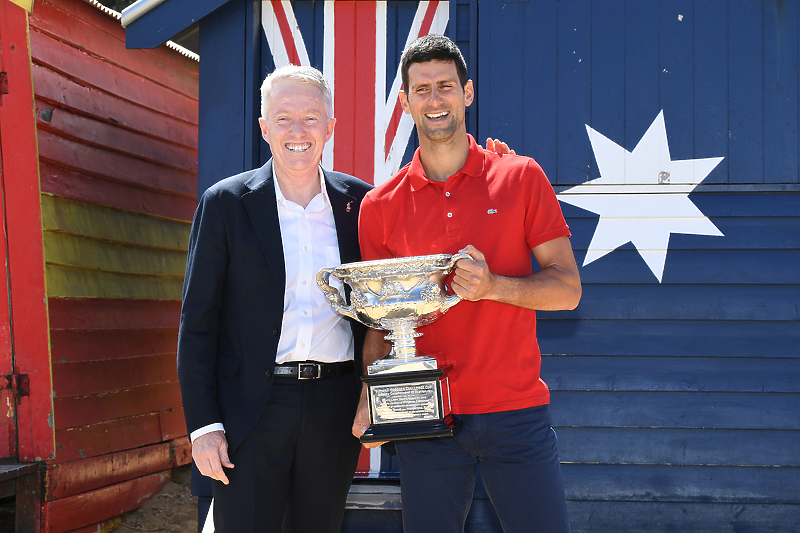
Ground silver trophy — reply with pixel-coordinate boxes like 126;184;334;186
316;253;469;442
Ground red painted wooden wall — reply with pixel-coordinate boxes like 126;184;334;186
2;0;199;530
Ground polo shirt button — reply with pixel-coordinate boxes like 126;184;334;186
445;192;451;197
265;370;272;378
447;213;453;217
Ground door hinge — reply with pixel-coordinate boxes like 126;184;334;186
4;374;31;400
0;72;8;106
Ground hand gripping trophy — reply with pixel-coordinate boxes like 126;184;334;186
316;253;470;443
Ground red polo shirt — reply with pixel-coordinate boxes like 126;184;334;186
358;135;570;414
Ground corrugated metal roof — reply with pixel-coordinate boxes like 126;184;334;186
82;0;198;61
119;0;167;28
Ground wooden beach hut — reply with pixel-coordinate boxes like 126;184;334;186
123;1;799;532
0;0;198;530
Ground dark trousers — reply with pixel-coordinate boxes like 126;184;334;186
396;404;570;533
211;373;362;532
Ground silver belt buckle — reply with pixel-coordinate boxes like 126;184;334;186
298;363;321;380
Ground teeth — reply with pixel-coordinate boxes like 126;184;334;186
426;111;448;119
286;143;311;152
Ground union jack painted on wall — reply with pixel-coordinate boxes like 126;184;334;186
262;0;449;186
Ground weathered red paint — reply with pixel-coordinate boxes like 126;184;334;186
30;29;197;124
49;328;179;364
47;298;182;330
52;354;179;397
53;382;181;430
35;99;198;171
29;0;199;100
0;0;56;463
55;413;164;463
33;63;198;148
44;470;171;533
46;442;175;501
39;160;197;220
37;129;196;197
0;1;16;458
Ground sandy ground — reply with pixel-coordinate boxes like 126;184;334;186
115;465;198;533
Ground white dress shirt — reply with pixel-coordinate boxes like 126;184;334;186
190;167;354;443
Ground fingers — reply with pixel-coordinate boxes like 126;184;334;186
352;395;371;439
363;440;388;449
453;245;492;301
192;431;234;485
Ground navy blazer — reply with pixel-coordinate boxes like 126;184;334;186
177;159;371;455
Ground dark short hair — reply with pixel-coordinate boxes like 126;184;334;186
400;34;468;91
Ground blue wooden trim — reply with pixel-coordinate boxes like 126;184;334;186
555;427;800;467
550;391;800;429
538;319;798;358
244;0;262;170
125;0;231;49
566;502;800;532
562;464;799;503
543;355;800;393
198;0;247;195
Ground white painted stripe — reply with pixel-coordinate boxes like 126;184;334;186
374;1;388;184
370;445;383;474
322;0;336;170
375;1;450;186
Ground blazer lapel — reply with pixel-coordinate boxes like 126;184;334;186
325;170;362;265
242;160;285;287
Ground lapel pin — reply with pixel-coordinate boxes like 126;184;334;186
346;201;352;212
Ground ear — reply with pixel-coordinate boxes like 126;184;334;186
258;117;270;143
399;90;411;114
464;80;474;108
325;117;336;142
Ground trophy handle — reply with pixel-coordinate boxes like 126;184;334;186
440;252;472;313
316;268;358;321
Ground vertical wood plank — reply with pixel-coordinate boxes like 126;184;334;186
555;0;591;185
625;0;660;148
659;0;695;162
763;0;799;184
198;0;247;195
693;0;729;183
0;0;55;462
521;0;558;179
0;1;17;459
727;0;764;184
589;0;626;182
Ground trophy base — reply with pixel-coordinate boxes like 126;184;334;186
360;368;458;444
360;415;462;443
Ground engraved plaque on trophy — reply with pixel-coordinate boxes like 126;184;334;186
316;253;469;442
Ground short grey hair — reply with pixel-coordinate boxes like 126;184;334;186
260;65;334;120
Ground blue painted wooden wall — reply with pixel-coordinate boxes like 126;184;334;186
126;1;800;531
470;1;800;531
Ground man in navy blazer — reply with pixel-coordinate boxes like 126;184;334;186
177;65;374;532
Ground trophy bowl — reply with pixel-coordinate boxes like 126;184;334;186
316;253;470;364
317;253;470;442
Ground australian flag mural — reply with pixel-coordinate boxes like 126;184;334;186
125;1;799;531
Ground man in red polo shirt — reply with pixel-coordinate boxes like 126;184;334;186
353;35;582;532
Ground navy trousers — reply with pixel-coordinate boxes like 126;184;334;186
396;404;570;533
211;373;362;532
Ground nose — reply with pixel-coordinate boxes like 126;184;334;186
429;87;443;106
290;119;304;135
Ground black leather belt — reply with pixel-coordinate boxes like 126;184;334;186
272;360;355;380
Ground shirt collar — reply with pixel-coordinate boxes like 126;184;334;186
408;134;486;191
273;166;331;211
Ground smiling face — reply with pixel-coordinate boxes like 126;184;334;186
258;79;335;180
400;59;473;145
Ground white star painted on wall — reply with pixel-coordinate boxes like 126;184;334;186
557;111;724;282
